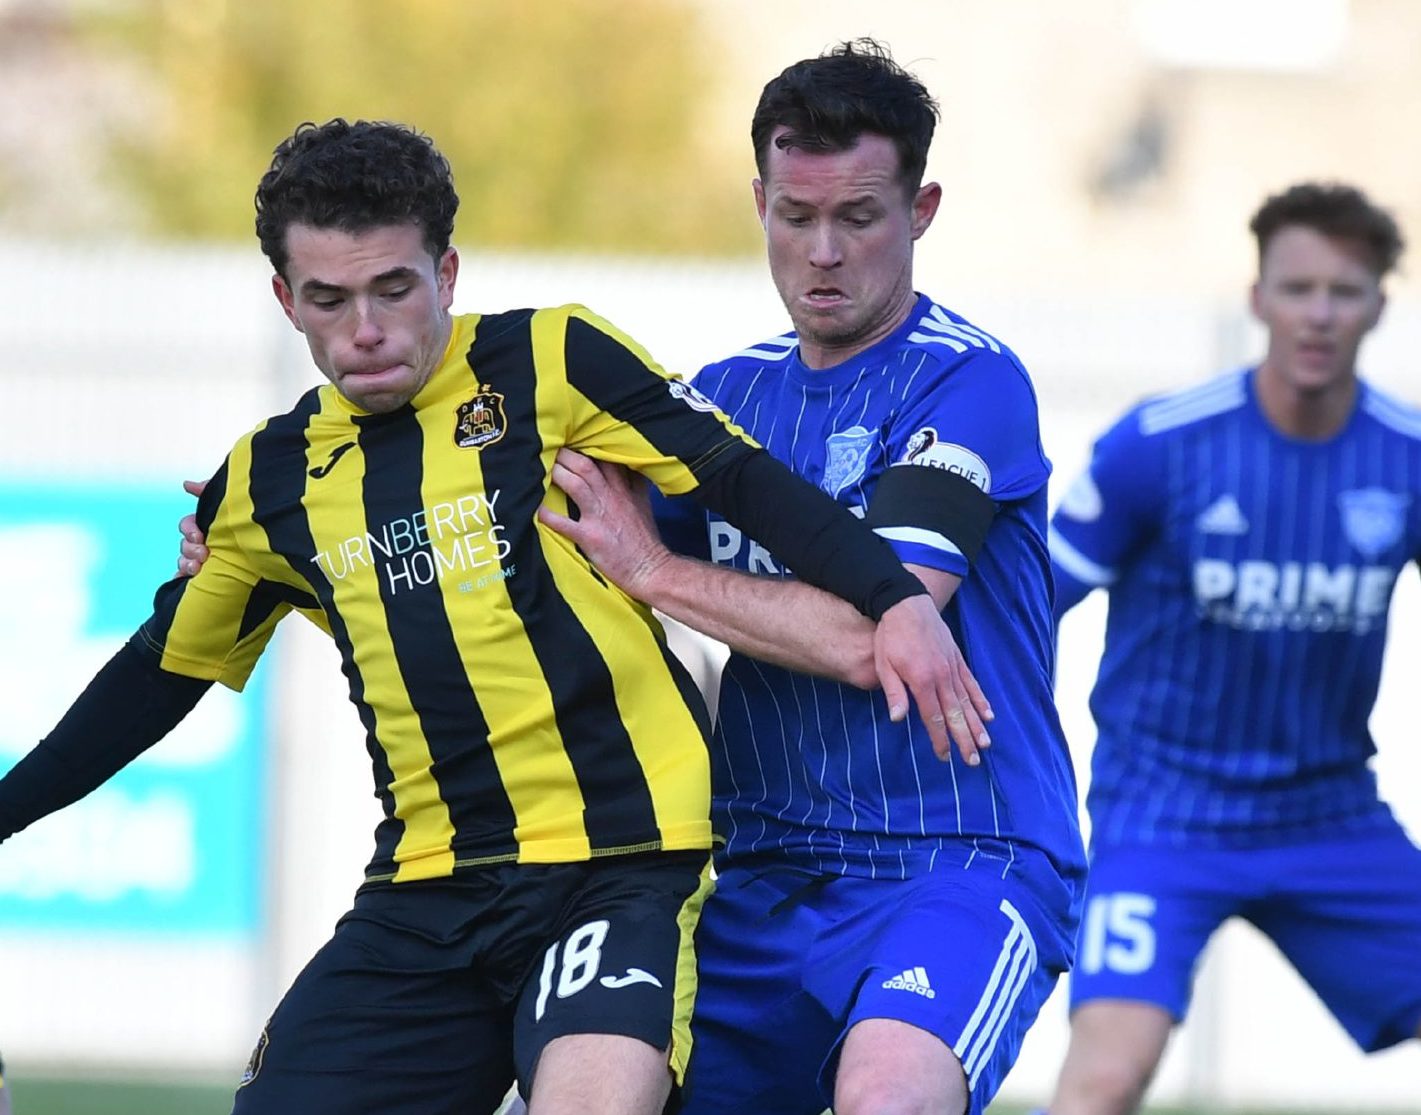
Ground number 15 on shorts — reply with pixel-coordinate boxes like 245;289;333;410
1079;893;1157;975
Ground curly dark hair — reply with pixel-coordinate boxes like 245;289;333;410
1250;181;1404;277
255;119;459;278
751;38;939;195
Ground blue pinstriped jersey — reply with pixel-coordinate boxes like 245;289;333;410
1050;369;1421;847
664;294;1084;884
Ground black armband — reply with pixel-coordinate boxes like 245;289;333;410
0;635;211;842
693;449;926;620
866;463;997;566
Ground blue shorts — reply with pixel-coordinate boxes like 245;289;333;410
1069;819;1421;1051
232;851;711;1115
680;853;1077;1115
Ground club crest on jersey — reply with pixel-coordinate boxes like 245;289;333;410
454;387;507;450
1338;488;1410;558
668;379;721;414
898;426;991;493
238;1027;269;1088
823;425;877;496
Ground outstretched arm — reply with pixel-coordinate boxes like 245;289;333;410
538;449;991;763
179;457;993;763
0;639;211;842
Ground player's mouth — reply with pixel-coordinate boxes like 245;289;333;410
342;363;408;383
803;287;847;307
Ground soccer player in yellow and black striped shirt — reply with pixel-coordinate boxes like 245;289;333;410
0;120;980;1115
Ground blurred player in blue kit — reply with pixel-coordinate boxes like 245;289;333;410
1043;182;1421;1115
536;40;1085;1115
177;41;1084;1114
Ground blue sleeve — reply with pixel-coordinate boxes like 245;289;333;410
651;489;710;560
882;349;1049;573
1048;406;1164;617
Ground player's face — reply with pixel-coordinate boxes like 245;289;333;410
755;130;940;370
1251;224;1384;398
273;222;458;414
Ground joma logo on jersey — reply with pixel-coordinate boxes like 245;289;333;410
1193;559;1396;633
455;387;507;449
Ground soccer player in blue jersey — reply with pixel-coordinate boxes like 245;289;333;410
1043;181;1421;1115
537;40;1086;1115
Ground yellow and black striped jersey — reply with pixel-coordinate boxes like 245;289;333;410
140;306;758;884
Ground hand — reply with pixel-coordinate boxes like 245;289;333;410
873;594;994;765
177;479;210;577
536;449;671;598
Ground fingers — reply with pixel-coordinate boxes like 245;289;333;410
176;509;208;578
176;540;209;577
962;667;994;723
536;504;580;543
876;654;910;723
551;449;621;508
934;671;989;766
549;459;592;505
182;479;207;497
872;647;973;764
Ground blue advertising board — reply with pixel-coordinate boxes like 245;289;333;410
0;484;268;935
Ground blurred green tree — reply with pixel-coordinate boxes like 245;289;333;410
80;0;758;256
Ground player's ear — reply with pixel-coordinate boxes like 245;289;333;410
437;247;459;311
753;179;768;228
272;274;304;333
910;182;942;241
1368;289;1387;331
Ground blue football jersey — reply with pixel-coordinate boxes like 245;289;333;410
1050;369;1421;847
663;294;1084;884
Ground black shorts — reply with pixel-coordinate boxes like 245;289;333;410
233;849;712;1115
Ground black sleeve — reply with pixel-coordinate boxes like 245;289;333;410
693;448;927;620
866;463;998;566
0;635;211;842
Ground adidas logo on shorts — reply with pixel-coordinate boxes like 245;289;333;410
882;966;936;999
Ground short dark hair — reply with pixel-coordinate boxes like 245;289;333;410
255;119;459;278
751;39;939;194
1249;181;1404;277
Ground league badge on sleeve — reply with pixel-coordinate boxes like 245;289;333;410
1338;488;1410;558
667;379;722;414
898;426;992;493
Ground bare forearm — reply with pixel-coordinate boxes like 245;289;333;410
639;553;878;687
